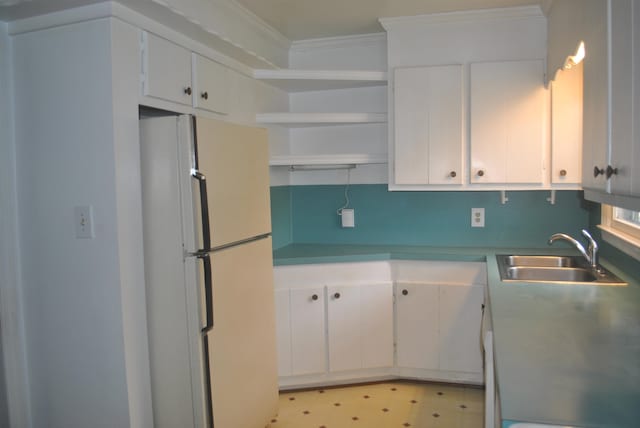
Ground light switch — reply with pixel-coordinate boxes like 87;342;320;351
75;205;95;239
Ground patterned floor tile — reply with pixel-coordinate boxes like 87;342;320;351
267;381;484;428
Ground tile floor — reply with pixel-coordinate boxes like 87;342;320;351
267;380;484;428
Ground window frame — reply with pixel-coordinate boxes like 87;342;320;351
600;204;640;261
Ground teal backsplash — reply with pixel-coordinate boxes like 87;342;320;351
270;186;292;249
271;185;594;248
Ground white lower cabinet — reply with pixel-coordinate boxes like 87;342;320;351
395;283;439;370
438;285;484;374
274;261;486;388
275;287;326;377
327;283;394;372
396;283;484;376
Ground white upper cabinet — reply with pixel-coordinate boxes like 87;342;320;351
609;0;640;198
551;63;583;185
142;32;193;106
393;65;463;186
192;54;229;115
141;31;230;114
470;59;547;184
580;0;609;193
572;0;640;207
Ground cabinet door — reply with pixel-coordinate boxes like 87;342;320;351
551;63;583;185
609;0;635;196
395;283;439;370
193;54;229;114
581;0;609;191
327;285;361;372
632;1;640;196
438;285;484;374
327;283;394;372
470;60;546;184
394;65;463;185
142;32;192;106
290;287;326;375
274;289;292;377
360;283;394;369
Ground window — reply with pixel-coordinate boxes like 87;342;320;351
600;205;640;261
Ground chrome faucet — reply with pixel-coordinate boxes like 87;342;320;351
548;229;599;269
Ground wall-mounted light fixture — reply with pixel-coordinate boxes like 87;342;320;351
564;41;586;70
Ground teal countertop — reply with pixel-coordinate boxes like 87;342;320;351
273;244;640;428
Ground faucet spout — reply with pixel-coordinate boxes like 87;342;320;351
547;229;599;269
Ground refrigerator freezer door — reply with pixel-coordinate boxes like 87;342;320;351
205;237;278;428
188;117;272;250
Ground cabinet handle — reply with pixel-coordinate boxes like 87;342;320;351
559;169;567;177
477;170;485;177
402;289;408;296
311;294;318;301
606;165;618;179
333;292;341;299
201;91;209;100
593;166;605;177
449;171;457;178
184;87;192;96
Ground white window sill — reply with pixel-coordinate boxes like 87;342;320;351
598;224;640;262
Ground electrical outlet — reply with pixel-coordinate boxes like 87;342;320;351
75;205;95;239
471;208;485;228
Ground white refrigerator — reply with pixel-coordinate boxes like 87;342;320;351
139;114;278;428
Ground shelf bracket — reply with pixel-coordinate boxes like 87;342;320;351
500;190;509;205
547;190;557;205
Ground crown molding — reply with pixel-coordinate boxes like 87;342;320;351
151;0;290;67
291;32;386;52
379;5;544;31
8;2;113;34
540;0;554;17
8;0;290;68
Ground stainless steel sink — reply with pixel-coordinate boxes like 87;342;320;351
503;266;598;282
502;255;578;267
496;255;627;285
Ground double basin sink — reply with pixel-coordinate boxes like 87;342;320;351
497;255;626;285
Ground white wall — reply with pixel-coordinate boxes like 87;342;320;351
0;21;31;428
110;18;154;428
13;18;144;428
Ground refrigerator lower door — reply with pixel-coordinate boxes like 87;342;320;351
204;236;278;428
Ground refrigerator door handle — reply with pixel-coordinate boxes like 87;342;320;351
196;252;214;333
192;170;212;251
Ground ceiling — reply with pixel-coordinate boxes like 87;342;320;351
0;0;547;40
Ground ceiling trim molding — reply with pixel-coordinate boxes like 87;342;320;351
379;5;544;30
291;32;386;52
217;0;290;48
152;0;290;66
7;0;291;68
8;2;112;34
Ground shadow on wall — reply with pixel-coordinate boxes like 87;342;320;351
272;185;594;248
